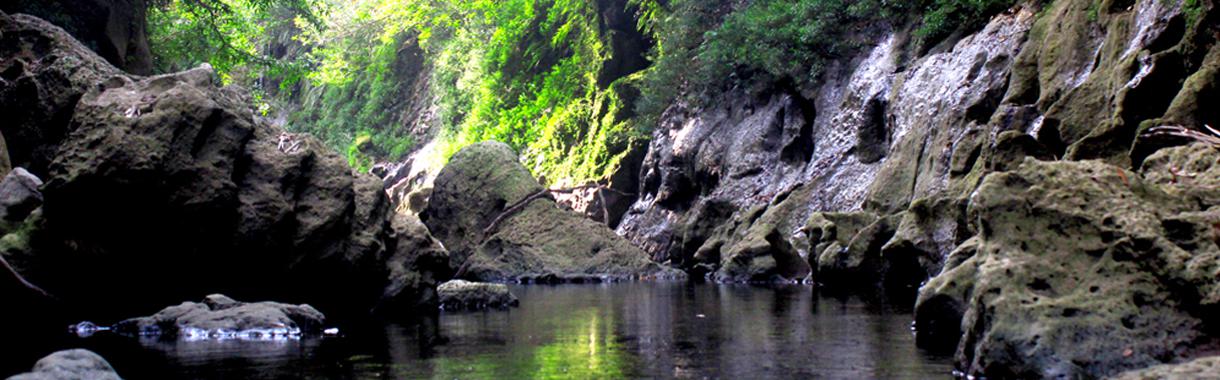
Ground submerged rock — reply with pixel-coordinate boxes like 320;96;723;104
422;141;679;282
115;294;325;339
915;151;1220;378
437;280;519;311
6;349;122;380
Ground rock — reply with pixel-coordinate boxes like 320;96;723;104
0;14;448;320
437;280;519;310
0;130;10;177
422;141;676;282
0;12;121;178
0;0;152;74
6;349;122;380
915;157;1219;378
114;294;325;339
0;168;42;228
376;213;450;315
1108;356;1220;380
813;213;896;289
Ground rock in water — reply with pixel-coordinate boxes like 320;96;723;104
437;280;519;310
0;13;449;319
114;294;325;339
422;141;679;282
915;147;1220;378
6;349;122;380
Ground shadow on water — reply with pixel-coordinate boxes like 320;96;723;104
2;283;953;379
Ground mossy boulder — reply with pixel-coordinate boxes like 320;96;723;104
437;280;519;311
915;155;1219;378
422;141;678;282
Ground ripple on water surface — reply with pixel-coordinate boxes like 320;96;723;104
6;283;954;379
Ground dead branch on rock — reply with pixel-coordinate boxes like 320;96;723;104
1;254;53;300
1144;125;1220;147
480;184;631;237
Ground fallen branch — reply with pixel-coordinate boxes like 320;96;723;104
1143;125;1220;147
480;184;631;237
0;254;53;300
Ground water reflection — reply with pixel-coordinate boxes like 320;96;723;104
20;283;952;379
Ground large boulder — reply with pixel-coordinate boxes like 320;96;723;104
422;141;677;282
914;150;1220;378
114;294;325;339
6;349;122;380
0;12;121;178
0;13;449;321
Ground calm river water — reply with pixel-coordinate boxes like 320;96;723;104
5;283;953;379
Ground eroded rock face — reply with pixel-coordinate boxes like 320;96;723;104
0;12;121;178
115;294;325;339
617;5;1037;284
0;13;449;320
437;280;519;311
915;149;1220;378
6;349;122;380
422;142;678;282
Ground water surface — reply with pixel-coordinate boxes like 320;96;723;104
7;283;952;379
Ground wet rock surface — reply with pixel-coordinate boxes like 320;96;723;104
422;142;679;282
6;349;122;380
0;13;449;321
114;294;325;339
437;280;519;311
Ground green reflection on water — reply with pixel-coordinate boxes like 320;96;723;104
429;308;632;379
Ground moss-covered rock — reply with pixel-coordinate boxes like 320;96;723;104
915;157;1219;378
437;280;519;311
423;141;678;282
1108;356;1220;380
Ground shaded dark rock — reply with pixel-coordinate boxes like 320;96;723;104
0;0;151;74
0;12;121;178
114;294;325;338
0;14;448;321
437;280;519;311
986;130;1053;172
6;349;122;380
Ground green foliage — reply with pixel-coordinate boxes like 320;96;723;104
293;0;645;181
147;0;315;87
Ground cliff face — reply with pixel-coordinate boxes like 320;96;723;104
618;0;1217;284
615;0;1220;376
